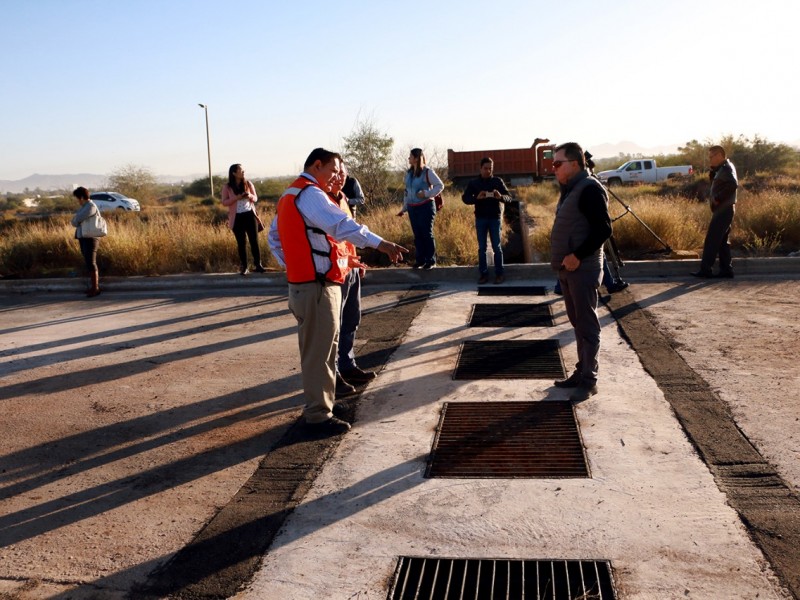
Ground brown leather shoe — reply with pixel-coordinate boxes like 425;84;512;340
336;374;357;398
340;367;377;385
494;275;505;284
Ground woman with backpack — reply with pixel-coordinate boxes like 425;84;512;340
397;148;444;269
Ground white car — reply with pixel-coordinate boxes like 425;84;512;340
89;191;141;212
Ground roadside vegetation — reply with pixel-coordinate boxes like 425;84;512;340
1;133;798;278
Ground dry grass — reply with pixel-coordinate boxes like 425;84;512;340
519;179;800;261
2;177;799;278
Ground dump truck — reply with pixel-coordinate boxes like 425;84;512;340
597;159;693;186
447;138;555;187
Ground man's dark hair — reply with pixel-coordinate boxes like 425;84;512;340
73;186;89;201
304;148;341;170
480;157;493;167
554;142;586;169
709;145;726;158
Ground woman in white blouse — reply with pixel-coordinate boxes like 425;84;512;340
221;163;265;275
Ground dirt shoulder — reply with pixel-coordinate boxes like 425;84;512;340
0;285;423;600
605;278;800;598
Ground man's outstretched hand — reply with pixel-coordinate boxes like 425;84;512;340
377;240;409;264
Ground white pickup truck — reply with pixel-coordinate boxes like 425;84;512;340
597;159;693;186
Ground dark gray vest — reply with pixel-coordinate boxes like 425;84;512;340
550;171;606;273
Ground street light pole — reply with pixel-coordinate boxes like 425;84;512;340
198;103;213;198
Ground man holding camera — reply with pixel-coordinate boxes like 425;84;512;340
550;142;612;402
461;157;512;284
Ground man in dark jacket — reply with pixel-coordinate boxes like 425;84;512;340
550;142;612;402
692;145;738;278
461;157;512;284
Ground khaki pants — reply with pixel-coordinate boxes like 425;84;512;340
288;281;342;424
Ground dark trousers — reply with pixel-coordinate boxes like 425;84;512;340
232;210;262;269
338;269;361;372
476;217;504;276
78;237;99;273
558;268;602;385
407;202;436;266
700;205;735;273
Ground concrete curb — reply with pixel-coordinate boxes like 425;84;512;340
2;257;800;293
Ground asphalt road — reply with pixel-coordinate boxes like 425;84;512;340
1;265;799;599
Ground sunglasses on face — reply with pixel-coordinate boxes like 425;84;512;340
552;159;577;169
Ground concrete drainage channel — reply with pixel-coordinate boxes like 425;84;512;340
137;276;800;599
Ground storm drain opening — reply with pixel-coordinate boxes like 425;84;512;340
388;557;616;600
478;285;548;297
469;304;553;328
426;401;589;478
454;340;565;380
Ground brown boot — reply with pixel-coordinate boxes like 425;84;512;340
86;271;101;297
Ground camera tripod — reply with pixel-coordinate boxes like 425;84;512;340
585;155;673;271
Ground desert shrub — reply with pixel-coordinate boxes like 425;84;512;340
733;189;800;254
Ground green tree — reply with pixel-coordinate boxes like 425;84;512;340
183;175;227;199
107;164;158;204
677;135;796;175
675;139;708;171
342;118;394;206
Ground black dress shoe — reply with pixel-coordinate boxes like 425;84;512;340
606;281;629;293
332;400;353;419
569;384;598;402
305;416;351;436
554;372;581;388
253;265;267;273
691;270;713;278
335;374;357;398
340;366;377;385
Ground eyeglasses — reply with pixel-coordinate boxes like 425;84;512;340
552;159;576;170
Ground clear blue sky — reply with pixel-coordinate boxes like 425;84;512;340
1;0;797;180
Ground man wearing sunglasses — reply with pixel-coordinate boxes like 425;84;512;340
550;142;612;402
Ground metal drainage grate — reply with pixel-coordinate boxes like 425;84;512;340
469;304;553;328
427;401;588;478
454;340;565;380
388;557;616;600
478;285;548;296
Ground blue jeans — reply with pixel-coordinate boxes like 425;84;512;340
338;269;361;372
407;202;436;266
476;217;503;275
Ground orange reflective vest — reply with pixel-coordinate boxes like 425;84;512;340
276;176;351;284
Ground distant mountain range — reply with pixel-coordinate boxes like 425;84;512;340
0;173;200;194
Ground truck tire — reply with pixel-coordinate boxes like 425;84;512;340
608;177;623;187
